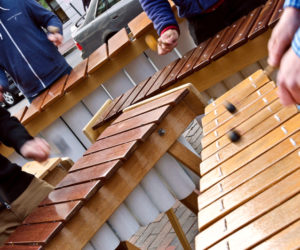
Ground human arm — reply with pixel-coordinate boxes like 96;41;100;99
268;1;300;105
24;0;63;46
0;107;50;162
139;0;179;54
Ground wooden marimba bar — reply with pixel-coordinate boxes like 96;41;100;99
2;84;203;250
196;70;300;249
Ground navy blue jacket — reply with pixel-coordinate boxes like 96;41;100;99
0;0;71;100
139;0;220;35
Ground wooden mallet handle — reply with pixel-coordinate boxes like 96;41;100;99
47;26;59;33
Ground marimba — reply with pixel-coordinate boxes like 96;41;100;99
196;70;300;249
2;84;203;249
2;0;283;168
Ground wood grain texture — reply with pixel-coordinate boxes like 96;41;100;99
87;44;108;73
64;59;88;92
41;74;68;110
108;28;130;57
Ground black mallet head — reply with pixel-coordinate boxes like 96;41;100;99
228;130;241;143
224;101;237;114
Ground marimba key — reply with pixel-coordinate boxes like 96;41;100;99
201;112;300;176
200;130;300;194
202;84;278;146
205;193;300;249
203;69;269;118
201;99;284;160
198;153;300;232
253;219;300;249
268;0;284;27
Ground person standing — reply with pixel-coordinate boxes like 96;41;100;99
0;102;52;245
139;0;267;55
0;0;72;102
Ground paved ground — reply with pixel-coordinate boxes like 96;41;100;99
129;119;203;249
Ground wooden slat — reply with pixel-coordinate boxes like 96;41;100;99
56;160;122;189
202;87;278;148
197;169;300;249
0;246;42;250
202;75;270;126
69;141;138;172
201;99;283;160
198;134;300;211
204;193;300;249
268;0;284;27
118;78;150;111
201;113;300;176
87;44;108;74
248;0;277;39
86;124;156;153
253;219;300;249
41;74;68;110
23;201;82;224
228;7;262;50
92;95;122;130
21;91;48;125
177;39;211;79
202;81;275;136
128;12;153;38
203;69;269;117
99;105;172;139
146;59;180;96
108;28;130;57
113;88;189;124
40;181;101;206
104;87;136;122
198;154;300;233
202;104;296;169
6;222;62;246
200;118;300;192
211;18;244;60
132;69;164;104
193;27;228;71
64;59;88;92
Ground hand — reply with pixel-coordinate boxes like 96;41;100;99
268;7;300;67
157;29;179;55
47;32;63;47
20;138;50;162
0;86;4;102
277;47;300;105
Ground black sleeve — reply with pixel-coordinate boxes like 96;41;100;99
0;107;33;154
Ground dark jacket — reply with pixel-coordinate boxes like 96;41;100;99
0;0;71;100
139;0;220;35
0;106;34;206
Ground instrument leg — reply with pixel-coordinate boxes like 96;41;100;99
166;208;192;250
180;189;199;214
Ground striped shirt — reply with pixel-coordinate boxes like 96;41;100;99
284;0;300;57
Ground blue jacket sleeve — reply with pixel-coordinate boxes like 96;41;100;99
284;0;300;9
139;0;179;35
24;0;63;34
0;68;9;91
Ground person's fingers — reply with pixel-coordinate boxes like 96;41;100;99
34;138;50;156
277;83;296;106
